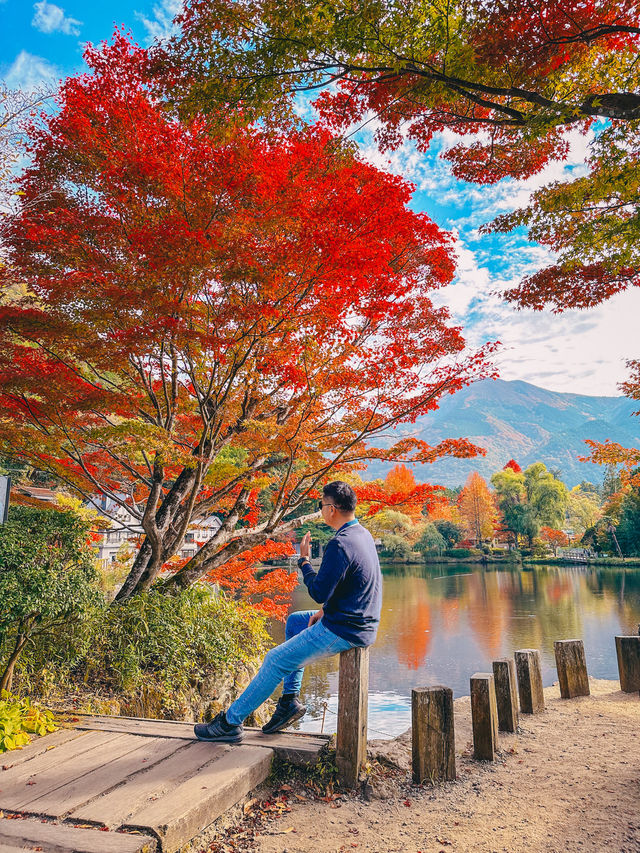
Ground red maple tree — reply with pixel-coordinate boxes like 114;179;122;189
357;463;445;522
0;34;494;605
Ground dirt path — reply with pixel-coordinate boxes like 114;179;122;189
216;680;640;853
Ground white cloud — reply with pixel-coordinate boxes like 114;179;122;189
2;51;59;90
135;0;182;43
432;236;640;397
32;2;82;36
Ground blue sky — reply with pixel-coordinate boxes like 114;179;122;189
2;0;639;398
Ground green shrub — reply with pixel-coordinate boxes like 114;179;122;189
19;585;270;718
0;691;57;753
380;534;413;559
443;547;482;558
416;523;446;557
83;585;270;692
0;506;102;692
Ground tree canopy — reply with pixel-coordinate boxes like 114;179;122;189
168;0;640;313
0;34;492;602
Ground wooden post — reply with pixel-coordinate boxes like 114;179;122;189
411;686;456;784
615;636;640;692
336;647;369;788
492;658;519;732
470;673;498;761
514;649;545;714
554;639;590;698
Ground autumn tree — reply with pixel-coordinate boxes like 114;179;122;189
0;34;492;605
167;0;640;310
359;464;441;523
540;526;569;556
167;0;640;486
457;472;498;545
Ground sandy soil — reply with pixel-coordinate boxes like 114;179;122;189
207;679;640;853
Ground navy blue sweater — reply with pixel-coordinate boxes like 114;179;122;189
299;520;382;646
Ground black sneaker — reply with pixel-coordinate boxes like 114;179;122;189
262;696;306;734
194;711;243;744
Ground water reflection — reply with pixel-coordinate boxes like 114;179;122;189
268;562;640;738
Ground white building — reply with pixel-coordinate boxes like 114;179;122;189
91;495;221;564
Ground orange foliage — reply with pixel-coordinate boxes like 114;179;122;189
581;440;640;489
357;464;441;522
164;539;297;620
457;472;499;543
540;527;569;547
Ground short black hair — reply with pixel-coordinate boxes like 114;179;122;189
323;481;357;513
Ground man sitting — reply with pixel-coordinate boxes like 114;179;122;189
194;480;382;742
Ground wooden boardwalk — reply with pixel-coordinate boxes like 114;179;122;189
0;715;329;853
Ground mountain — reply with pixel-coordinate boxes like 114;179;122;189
366;378;640;488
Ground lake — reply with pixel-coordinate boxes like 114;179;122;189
268;561;640;738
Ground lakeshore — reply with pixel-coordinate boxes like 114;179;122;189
209;679;640;853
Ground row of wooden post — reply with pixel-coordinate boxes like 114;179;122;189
335;633;640;789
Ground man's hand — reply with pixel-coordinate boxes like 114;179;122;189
299;531;311;560
308;608;323;627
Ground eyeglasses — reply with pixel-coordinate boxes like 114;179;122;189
318;501;336;511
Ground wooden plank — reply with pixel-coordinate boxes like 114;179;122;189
0;818;156;853
2;734;135;813
555;639;590;698
122;745;273;853
0;730;83;771
411;686;455;785
70;742;229;828
75;715;328;765
19;737;184;819
0;732;121;802
336;647;369;789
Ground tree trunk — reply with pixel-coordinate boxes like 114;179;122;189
115;467;197;603
0;633;30;693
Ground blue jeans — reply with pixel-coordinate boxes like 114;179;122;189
226;610;355;726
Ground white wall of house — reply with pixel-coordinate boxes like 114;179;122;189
91;495;222;563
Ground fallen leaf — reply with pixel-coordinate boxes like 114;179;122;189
243;798;258;814
403;799;411;807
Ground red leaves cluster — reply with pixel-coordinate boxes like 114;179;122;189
163;540;297;619
1;32;496;600
205;541;297;620
503;459;522;473
540;526;569;547
357;464;441;521
471;0;640;75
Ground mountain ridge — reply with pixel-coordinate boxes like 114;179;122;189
368;378;640;488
